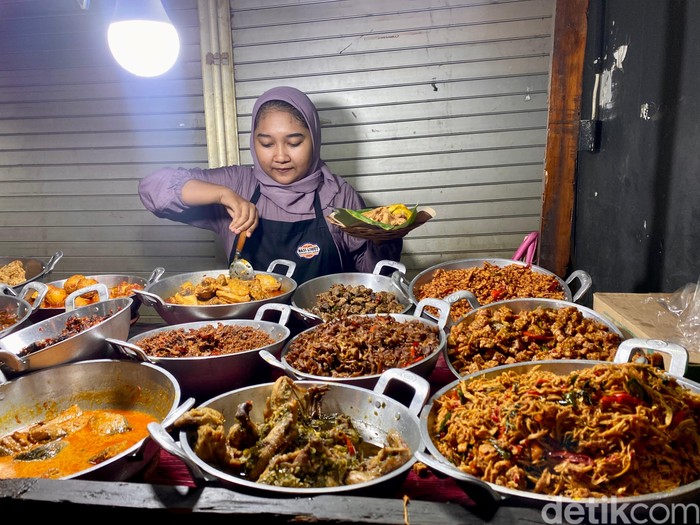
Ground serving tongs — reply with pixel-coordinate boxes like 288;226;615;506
229;232;254;280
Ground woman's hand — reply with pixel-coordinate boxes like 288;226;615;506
181;180;258;235
220;189;258;235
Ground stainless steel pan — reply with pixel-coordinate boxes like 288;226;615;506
417;339;700;511
0;358;186;481
0;293;132;378
25;268;164;322
0;251;63;291
147;367;430;495
107;303;293;401
290;259;413;327
261;297;450;390
405;258;592;322
135;260;297;324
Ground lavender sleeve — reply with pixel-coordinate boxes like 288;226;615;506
138;165;255;241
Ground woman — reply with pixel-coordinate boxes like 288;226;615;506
138;86;402;284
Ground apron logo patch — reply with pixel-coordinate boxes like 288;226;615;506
297;242;320;259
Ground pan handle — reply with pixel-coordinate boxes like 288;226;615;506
414;297;451;330
258;349;303;380
105;337;155;363
131;288;166;308
254;303;291;326
0;349;29;372
288;305;323;327
373;368;430;416
614;338;689;377
372;259;407;276
146;267;165;286
44;251;64;275
129;397;196;460
5;282;47;314
266;259;297;278
147;422;212;485
414;450;503;505
64;283;110;312
566;270;592;302
390;271;412;304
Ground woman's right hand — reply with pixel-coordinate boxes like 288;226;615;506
181;180;258;235
219;188;258;235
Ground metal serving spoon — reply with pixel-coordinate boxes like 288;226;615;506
229;232;254;280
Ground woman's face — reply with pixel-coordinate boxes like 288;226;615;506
254;108;313;184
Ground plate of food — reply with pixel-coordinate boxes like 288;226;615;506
326;204;435;241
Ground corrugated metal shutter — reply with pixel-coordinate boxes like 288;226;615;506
0;0;553;325
0;0;209;322
229;0;554;279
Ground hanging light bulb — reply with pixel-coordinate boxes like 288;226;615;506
108;0;180;77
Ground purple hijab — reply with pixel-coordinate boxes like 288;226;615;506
250;86;341;214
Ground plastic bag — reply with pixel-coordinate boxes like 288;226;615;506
657;276;700;354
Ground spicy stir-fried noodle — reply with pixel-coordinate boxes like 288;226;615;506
431;362;700;498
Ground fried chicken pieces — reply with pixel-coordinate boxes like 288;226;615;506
173;376;411;488
166;273;282;305
361;204;412;226
0;260;26;286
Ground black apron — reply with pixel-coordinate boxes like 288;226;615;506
229;186;343;285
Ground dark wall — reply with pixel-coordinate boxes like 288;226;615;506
572;0;700;306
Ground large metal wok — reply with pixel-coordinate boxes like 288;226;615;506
1;251;63;291
290;259;413;327
134;260;297;325
0;283;46;339
107;303;293;401
148;367;430;496
405;258;592;322
444;297;627;378
0;294;132;379
24;268;164;323
0;359;187;481
262;297;451;390
417;339;700;512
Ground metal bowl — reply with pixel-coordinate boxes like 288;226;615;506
406;257;592;322
0;296;132;378
148;367;430;496
261;298;450;390
0;251;63;291
291;259;413;326
444;297;627;379
135;260;298;325
24;268;164;323
417;339;700;510
107;303;293;401
0;358;184;481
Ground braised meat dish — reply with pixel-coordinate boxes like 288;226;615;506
284;314;441;378
0;404;157;479
19;313;111;356
174;376;411;488
135;323;276;358
447;305;622;375
308;283;405;322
